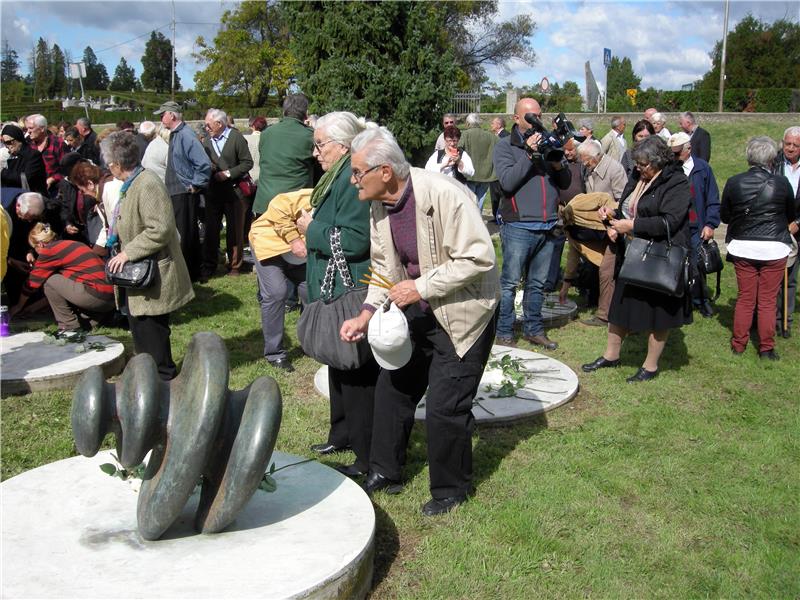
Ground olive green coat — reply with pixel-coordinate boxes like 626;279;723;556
117;169;195;316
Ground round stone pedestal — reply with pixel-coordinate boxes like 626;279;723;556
314;345;579;425
516;291;578;329
2;450;375;599
1;332;125;395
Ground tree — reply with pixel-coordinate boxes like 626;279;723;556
141;31;180;93
700;15;800;89
441;2;536;84
83;46;109;90
1;42;21;82
50;44;67;96
110;57;138;91
194;1;293;108
286;1;458;157
606;56;641;100
33;38;52;99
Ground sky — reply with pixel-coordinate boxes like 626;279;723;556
2;0;798;98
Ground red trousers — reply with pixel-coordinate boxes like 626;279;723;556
731;256;787;352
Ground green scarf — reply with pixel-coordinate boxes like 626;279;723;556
310;154;350;209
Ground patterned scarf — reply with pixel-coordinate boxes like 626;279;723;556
310;154;349;210
106;166;144;249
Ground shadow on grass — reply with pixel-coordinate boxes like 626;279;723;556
371;504;399;590
613;326;691;373
171;286;243;324
472;414;548;491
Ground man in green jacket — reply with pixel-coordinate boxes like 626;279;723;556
253;94;315;217
459;113;498;212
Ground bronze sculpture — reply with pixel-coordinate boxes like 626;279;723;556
72;332;283;540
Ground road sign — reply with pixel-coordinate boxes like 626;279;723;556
603;48;611;68
69;62;86;79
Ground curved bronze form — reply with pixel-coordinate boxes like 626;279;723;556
72;332;283;540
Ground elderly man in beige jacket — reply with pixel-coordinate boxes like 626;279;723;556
340;126;498;517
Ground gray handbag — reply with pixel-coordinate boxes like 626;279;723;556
296;228;373;370
617;217;689;297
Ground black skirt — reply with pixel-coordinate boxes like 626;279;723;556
608;280;693;332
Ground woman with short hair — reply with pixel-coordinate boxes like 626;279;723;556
424;125;474;183
583;136;692;382
721;136;796;360
103;131;194;380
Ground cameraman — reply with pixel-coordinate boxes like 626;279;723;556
492;98;572;350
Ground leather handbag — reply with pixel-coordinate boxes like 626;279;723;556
697;239;723;301
105;249;157;289
236;174;257;198
296;228;373;371
618;218;688;297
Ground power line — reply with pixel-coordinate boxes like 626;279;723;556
94;24;172;54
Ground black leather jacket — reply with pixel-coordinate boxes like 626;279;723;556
720;166;795;245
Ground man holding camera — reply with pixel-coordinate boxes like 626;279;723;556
492;98;572;349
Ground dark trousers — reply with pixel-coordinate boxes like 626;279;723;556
776;252;798;333
170;192;202;281
203;186;248;275
127;312;177;380
327;359;379;472
369;304;495;499
254;256;306;361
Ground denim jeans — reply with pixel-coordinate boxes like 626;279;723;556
467;181;489;212
497;223;554;338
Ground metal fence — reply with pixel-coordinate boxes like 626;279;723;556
452;92;481;115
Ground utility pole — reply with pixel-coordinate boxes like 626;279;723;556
171;0;176;101
718;0;730;113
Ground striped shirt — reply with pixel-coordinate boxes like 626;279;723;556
30;133;67;186
23;240;114;298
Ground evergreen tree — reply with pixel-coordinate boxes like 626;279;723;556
83;46;109;90
110;57;138;91
194;1;292;108
286;1;458;156
700;15;800;89
141;31;180;93
33;38;52;99
1;42;22;82
606;56;641;99
50;44;67;96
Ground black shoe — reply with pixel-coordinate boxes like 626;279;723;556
582;356;620;372
522;334;558;350
310;442;350;455
362;471;403;496
699;302;715;318
333;463;365;478
421;495;468;516
269;358;294;372
758;349;780;361
285;302;301;312
626;367;659;383
780;328;791;339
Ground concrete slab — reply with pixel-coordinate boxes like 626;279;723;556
1;450;375;599
314;345;579;425
1;332;125;395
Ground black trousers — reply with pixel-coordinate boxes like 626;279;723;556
327;358;379;472
127;312;177;381
170;192;202;281
369;304;496;499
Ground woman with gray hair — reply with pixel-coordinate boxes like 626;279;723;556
293;112;378;476
721;135;796;360
103;131;194;380
583;135;692;382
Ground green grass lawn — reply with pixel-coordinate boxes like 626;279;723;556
2;118;799;598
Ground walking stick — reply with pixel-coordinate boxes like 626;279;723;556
784;265;789;333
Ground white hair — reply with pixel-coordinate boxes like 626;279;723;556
206;108;227;125
610;116;624;129
158;125;170;143
465;113;481;128
138;120;157;139
26;114;48;128
679;111;696;125
579;118;594;131
650;112;667;125
577;139;603;159
746;136;778;169
17;192;45;218
350;126;411;180
783;126;800;140
315;112;375;148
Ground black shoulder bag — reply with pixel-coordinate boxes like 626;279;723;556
618;217;689;297
697;239;723;301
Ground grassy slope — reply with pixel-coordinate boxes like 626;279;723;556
2;118;798;598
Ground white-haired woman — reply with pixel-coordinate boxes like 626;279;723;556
295;112;378;477
721;136;796;359
650;112;671;141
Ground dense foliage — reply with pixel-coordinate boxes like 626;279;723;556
141;31;180;94
82;46;109;91
109;58;139;92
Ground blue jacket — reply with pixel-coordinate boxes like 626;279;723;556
168;122;211;190
687;157;720;231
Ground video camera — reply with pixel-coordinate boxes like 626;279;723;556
523;112;585;162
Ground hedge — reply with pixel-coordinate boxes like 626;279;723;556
607;88;798;113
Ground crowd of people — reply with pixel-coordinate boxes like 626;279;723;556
1;97;797;516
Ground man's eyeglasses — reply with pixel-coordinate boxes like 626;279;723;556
351;164;381;183
313;139;337;151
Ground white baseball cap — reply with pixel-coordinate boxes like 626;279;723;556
368;303;412;370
